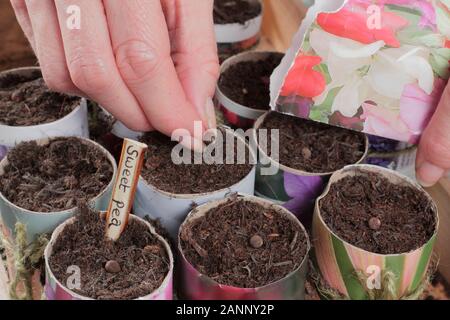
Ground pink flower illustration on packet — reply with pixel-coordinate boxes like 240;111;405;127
273;0;450;143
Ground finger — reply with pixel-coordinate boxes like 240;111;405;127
103;0;205;139
168;0;219;129
54;0;152;132
416;84;450;187
10;0;36;52
24;0;80;95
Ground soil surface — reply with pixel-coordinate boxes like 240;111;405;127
0;137;114;212
218;53;283;110
0;2;36;71
260;112;367;173
49;205;170;300
181;196;308;288
213;0;262;24
140;130;253;194
0;73;79;126
320;172;437;254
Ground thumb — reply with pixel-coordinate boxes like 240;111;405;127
416;83;450;187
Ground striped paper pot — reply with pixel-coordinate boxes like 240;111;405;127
312;165;439;300
178;194;310;300
216;52;283;129
252;112;369;227
0;67;89;161
0;137;117;243
44;213;174;300
134;128;256;240
215;0;263;61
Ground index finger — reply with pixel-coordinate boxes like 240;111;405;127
103;0;205;138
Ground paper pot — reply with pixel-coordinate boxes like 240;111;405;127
0;67;89;160
270;0;450;144
216;51;282;129
312;164;439;300
178;194;310;300
0;137;117;243
366;135;417;180
215;0;263;59
44;213;174;300
252;112;369;226
134;131;256;239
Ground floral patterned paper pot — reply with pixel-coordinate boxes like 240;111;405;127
312;164;439;300
0;67;89;160
134;128;256;239
366;135;417;179
252;112;369;226
216;51;283;129
178;194;311;300
271;0;450;144
214;0;263;60
44;213;174;300
0;137;117;243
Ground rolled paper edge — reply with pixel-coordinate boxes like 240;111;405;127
0;136;118;243
178;194;310;300
44;213;174;300
312;164;439;299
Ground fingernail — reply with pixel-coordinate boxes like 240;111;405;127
179;134;205;154
205;97;217;130
417;162;445;187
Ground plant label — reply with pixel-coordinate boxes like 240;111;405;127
105;138;147;241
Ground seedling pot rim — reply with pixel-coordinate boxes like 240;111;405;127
214;0;264;44
138;127;257;199
177;193;311;291
0;66;85;131
252;111;370;177
314;164;439;257
0;136;118;216
44;212;174;300
216;51;284;120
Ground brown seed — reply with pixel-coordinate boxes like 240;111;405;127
144;245;161;255
302;147;312;159
249;235;264;249
369;217;381;230
105;260;121;273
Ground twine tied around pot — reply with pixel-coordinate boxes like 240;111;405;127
308;257;438;300
0;222;48;300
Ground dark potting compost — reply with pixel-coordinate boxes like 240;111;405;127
320;172;437;254
218;53;283;110
213;0;262;25
140;131;253;194
0;137;113;212
260;112;367;173
49;205;170;300
0;72;80;126
181;197;308;288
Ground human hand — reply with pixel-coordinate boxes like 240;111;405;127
416;82;450;187
10;0;219;148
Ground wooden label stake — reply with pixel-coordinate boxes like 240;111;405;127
105;138;147;241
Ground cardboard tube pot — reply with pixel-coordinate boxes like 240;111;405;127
252;112;369;226
178;194;310;300
215;0;263;60
216;52;282;129
0;137;117;243
312;165;439;300
44;213;174;300
0;67;89;161
134;130;256;239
